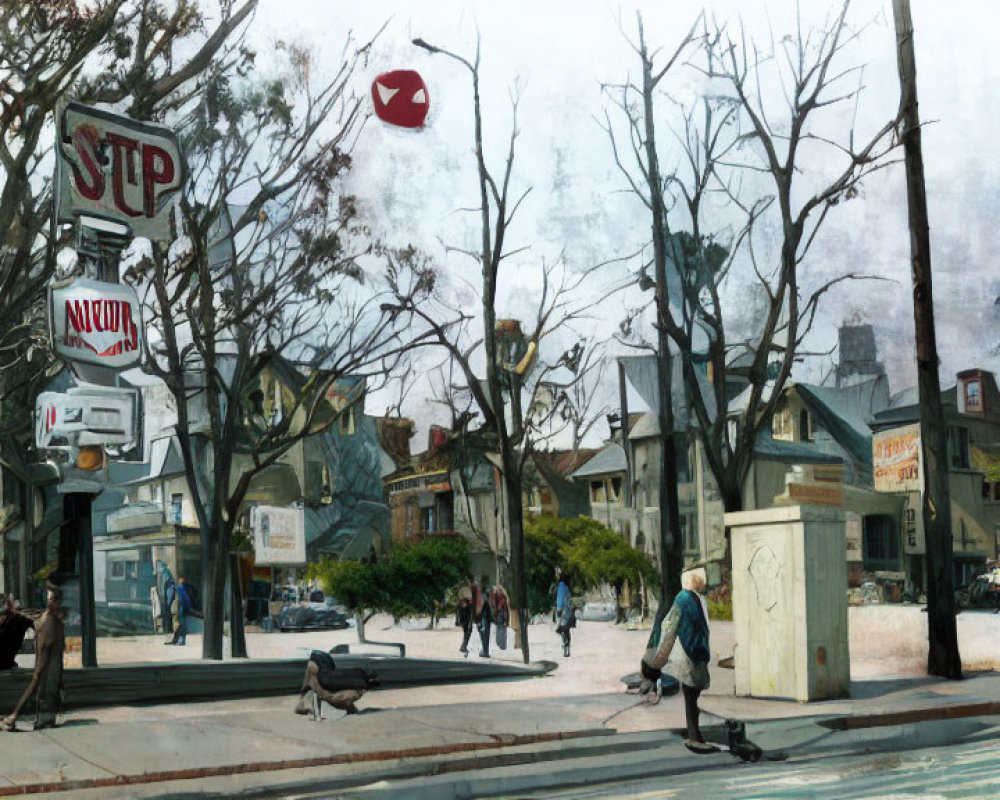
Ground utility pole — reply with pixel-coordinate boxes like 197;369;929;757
892;0;962;679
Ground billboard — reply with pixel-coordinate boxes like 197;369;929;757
35;385;138;449
49;277;143;370
55;101;184;241
873;423;922;493
250;505;306;565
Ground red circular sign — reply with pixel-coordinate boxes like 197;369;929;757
372;70;429;129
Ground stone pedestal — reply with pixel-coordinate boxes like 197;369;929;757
727;504;850;702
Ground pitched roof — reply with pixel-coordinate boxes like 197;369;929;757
532;448;599;478
795;377;889;476
754;426;843;464
569;442;626;479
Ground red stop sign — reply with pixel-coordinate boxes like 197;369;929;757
372;70;429;129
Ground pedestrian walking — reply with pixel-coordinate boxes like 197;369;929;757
156;561;175;635
165;576;195;646
555;568;574;657
476;577;493;658
639;569;713;753
1;585;65;731
491;583;510;650
456;578;474;656
0;594;34;671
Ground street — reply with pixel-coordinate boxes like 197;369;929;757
501;735;1000;800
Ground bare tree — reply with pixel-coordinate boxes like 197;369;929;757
605;3;902;566
0;0;256;397
134;30;430;660
0;0;256;604
387;37;616;661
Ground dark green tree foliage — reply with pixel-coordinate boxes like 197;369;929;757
309;536;470;621
525;516;655;613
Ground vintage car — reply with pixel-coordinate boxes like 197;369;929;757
276;596;351;632
960;567;1000;610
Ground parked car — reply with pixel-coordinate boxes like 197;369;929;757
276;595;351;632
958;568;1000;611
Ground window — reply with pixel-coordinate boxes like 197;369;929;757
338;407;355;435
610;477;623;502
772;407;792;441
676;441;691;483
680;514;698;554
169;493;183;524
590;480;606;503
964;379;982;412
420;506;436;533
799;409;812;442
111;561;126;579
947;426;970;470
863;515;899;570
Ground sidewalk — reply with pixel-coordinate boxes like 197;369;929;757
1;609;998;797
2;664;999;796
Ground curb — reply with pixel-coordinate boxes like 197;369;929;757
819;701;1000;731
0;728;612;798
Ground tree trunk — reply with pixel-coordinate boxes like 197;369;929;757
356;611;369;643
502;451;530;663
892;0;961;680
201;529;228;661
229;553;247;658
639;16;684;615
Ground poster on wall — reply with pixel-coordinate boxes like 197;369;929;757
250;505;306;565
873;423;922;493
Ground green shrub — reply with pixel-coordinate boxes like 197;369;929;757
525;515;656;614
707;599;732;621
306;535;470;619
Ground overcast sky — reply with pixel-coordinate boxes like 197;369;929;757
251;1;1000;446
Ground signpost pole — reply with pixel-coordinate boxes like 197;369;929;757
42;101;183;668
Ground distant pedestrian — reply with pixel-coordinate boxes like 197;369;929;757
640;569;713;752
0;594;34;671
456;578;474;656
1;585;65;731
555;568;574;657
165;576;195;646
476;577;493;658
156;561;175;635
491;583;510;650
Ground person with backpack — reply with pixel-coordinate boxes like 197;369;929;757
554;567;574;657
640;569;713;752
165;576;195;646
456;578;474;656
476;577;493;658
490;583;510;651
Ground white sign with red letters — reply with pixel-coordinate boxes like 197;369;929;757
49;277;143;370
55;101;184;241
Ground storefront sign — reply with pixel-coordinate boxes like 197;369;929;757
35;386;138;449
56;101;184;240
873;423;922;493
49;277;143;370
903;491;926;555
787;481;843;507
250;505;306;565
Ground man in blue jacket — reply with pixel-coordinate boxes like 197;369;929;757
165;576;195;646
